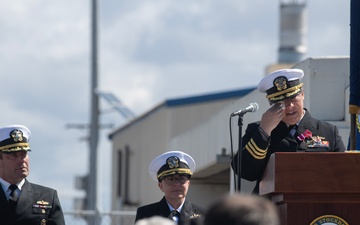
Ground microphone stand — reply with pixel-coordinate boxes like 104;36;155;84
236;114;243;193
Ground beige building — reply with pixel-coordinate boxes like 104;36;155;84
109;57;350;214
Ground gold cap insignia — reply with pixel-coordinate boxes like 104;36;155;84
274;76;287;91
166;156;179;169
10;129;23;142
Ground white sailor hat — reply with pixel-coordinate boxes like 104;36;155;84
258;68;304;103
148;150;196;181
0;124;31;153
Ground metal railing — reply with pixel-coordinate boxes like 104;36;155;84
64;210;137;225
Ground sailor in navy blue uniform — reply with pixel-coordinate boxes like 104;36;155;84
0;124;65;225
231;69;346;193
135;151;205;225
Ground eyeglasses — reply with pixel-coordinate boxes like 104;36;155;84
283;94;302;105
162;175;189;185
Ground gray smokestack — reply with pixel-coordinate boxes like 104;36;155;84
278;1;307;63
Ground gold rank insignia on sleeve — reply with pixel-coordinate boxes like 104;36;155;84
245;138;268;159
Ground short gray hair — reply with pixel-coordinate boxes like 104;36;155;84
204;194;280;225
135;216;176;225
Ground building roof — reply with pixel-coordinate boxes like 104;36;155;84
108;86;256;139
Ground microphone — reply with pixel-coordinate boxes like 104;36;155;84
231;102;259;117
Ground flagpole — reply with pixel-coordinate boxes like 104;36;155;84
350;115;356;150
349;0;360;150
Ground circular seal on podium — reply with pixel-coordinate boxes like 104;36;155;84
310;215;348;225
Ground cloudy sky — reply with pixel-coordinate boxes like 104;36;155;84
0;0;350;211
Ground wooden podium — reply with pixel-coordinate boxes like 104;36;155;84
260;152;360;225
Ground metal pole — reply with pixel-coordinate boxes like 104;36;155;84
235;116;243;193
87;0;99;224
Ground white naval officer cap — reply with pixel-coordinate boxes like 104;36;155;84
258;68;304;103
0;124;31;153
148;150;196;182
